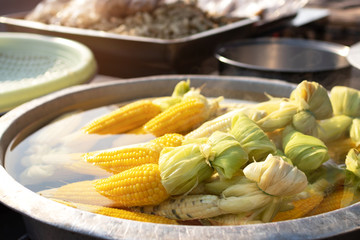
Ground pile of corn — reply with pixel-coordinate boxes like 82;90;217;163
38;80;360;225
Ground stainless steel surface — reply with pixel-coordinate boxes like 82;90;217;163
1;75;360;240
216;37;351;88
348;41;360;70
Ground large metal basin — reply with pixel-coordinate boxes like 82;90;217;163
1;75;360;239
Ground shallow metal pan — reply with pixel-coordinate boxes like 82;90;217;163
216;38;351;88
1;75;360;239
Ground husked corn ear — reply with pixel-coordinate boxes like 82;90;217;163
38;180;120;207
143;96;217;137
272;191;324;221
52;199;177;225
306;187;357;216
82;100;162;134
185;110;236;140
94;163;169;207
150;133;184;148
134;195;224;220
82;142;163;174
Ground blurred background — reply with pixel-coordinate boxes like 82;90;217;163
1;0;360;239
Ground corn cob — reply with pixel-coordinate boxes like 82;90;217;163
143;94;219;137
272;190;324;222
82;142;162;174
133;195;224;220
150;133;184;148
306;186;357;216
184;110;234;140
94;163;169;207
39;164;169;208
38;180;120;207
82;134;184;174
82;100;162;135
51;199;178;225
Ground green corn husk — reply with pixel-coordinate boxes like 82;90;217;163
256;100;298;132
345;148;360;179
292;110;318;136
290;80;333;120
266;128;284;150
159;144;214;196
254;96;289;113
243;154;307;197
172;79;191;97
330;86;360;118
318;115;353;143
230;112;276;161
219;154;307;221
152;80;191;111
204;174;244;195
350;118;360;147
207;131;248;179
184;108;265;140
273;149;293;165
219;180;273;213
282;126;329;173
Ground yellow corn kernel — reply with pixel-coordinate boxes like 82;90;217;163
94;163;169;207
133;195;224;220
82;100;162;134
272;191;324;222
52;199;177;225
143;97;213;137
150;133;184;148
38;180;120;207
82;142;163;174
306;187;357;216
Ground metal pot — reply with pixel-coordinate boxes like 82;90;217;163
215;38;351;89
1;75;360;240
347;41;360;90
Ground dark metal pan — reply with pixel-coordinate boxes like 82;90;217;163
215;37;351;88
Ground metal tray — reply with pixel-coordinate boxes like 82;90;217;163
1;75;360;240
0;12;259;77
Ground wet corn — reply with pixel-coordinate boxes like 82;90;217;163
184;110;235;139
82;142;163;174
82;134;184;174
38;180;120;207
52;199;178;224
306;186;357;216
133;194;224;220
143;96;215;137
150;133;184;148
94;163;169;207
82;100;162;134
272;191;324;221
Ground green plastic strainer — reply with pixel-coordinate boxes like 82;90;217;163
0;32;97;112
